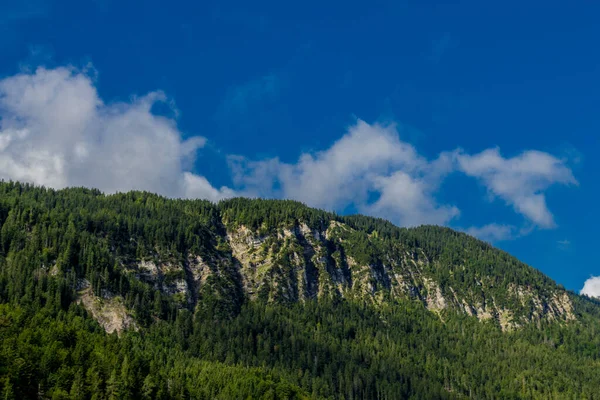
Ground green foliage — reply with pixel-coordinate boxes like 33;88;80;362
220;198;332;232
0;304;306;399
1;181;600;399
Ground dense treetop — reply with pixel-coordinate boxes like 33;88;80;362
0;181;599;399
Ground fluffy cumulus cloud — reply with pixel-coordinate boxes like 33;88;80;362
465;223;517;242
363;171;459;227
456;148;577;228
230;122;577;232
0;66;578;235
0;66;234;201
581;276;600;299
230;120;459;227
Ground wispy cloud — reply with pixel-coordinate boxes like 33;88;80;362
557;239;571;250
17;44;55;71
456;148;577;228
465;223;517;242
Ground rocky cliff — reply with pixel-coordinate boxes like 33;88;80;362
111;213;574;332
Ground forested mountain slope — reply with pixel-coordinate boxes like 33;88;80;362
1;181;599;399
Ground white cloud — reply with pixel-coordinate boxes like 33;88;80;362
456;148;577;228
277;120;423;210
557;239;571;250
363;171;459;227
0;66;578;233
230;120;459;226
465;223;516;242
0;66;233;201
581;276;600;299
183;173;236;202
230;124;577;230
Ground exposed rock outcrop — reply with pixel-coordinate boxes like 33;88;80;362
77;282;136;335
96;220;576;332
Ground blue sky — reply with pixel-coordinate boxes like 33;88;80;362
1;0;599;293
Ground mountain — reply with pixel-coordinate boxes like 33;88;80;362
1;181;600;399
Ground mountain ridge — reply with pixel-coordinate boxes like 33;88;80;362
2;180;600;399
0;182;581;332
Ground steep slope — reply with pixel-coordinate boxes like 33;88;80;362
220;199;574;330
1;181;600;399
34;190;571;331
